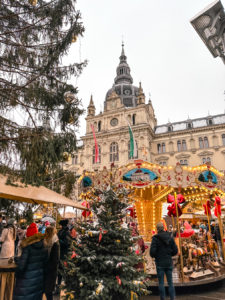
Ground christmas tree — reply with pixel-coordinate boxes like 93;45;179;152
62;186;150;300
0;0;86;192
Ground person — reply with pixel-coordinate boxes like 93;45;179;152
16;223;26;256
13;222;48;300
0;214;4;236
150;222;178;300
57;219;71;291
215;222;223;258
0;218;16;258
44;226;60;300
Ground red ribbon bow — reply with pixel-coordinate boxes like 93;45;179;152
214;196;221;217
203;200;211;216
81;201;91;218
167;194;185;217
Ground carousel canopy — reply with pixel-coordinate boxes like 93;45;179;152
0;175;85;210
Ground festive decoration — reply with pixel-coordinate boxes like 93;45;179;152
180;221;194;238
96;282;103;295
72;34;77;43
116;276;122;285
214;196;221;217
203;200;211;216
81;201;91;218
127;120;137;159
71;251;77;259
64;91;76;103
167;193;185;217
29;0;37;5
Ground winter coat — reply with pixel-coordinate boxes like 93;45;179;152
150;231;178;268
13;233;48;300
0;226;16;258
58;226;71;260
44;234;60;294
215;225;221;241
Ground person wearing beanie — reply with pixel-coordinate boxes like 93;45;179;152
0;218;16;258
13;222;48;300
150;222;178;300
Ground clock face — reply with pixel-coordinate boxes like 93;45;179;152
124;89;131;95
110;118;118;127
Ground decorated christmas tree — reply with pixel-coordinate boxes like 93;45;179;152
62;185;150;300
0;0;86;193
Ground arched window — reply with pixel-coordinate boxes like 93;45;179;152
199;137;204;149
157;144;161;154
110;142;119;162
204;137;209;148
132;114;136;125
128;141;138;159
98;121;101;132
202;157;211;164
162;143;166;153
222;134;225;146
177;140;181;152
182;140;187;151
92;145;101;164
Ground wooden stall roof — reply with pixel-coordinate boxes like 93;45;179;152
0;175;85;210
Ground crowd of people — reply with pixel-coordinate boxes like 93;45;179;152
0;215;75;300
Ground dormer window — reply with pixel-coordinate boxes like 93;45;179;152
168;126;172;132
208;118;213;126
187;122;192;129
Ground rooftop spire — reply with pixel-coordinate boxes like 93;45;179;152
114;44;133;84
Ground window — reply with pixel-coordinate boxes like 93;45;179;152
110;142;119;162
157;144;161;154
177;140;187;152
128;141;138;159
72;155;78;165
177;141;181;152
199;137;209;148
204;137;209;148
132;114;136;125
157;143;166;153
159;161;167;166
168;126;172;132
202;157;211;164
182;140;187;151
180;159;188;166
208;119;213;126
187;123;192;129
92;145;101;164
222;134;225;146
98;121;101;132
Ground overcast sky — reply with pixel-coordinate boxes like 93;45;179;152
67;0;225;137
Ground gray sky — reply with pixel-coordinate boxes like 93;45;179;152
68;0;225;137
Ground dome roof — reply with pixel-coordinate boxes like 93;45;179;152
104;44;139;108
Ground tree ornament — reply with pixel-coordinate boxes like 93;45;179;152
88;231;93;237
71;251;77;259
116;276;122;285
96;282;103;295
116;239;121;243
63;152;69;161
29;0;37;5
64;91;76;103
72;35;77;43
80;282;83;287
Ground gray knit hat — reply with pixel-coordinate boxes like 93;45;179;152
156;222;164;232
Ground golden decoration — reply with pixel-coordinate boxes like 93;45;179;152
96;282;103;295
88;231;93;237
29;0;37;5
72;35;77;43
116;240;121;243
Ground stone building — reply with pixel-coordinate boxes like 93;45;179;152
67;45;225;174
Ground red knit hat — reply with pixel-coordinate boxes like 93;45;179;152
26;223;38;237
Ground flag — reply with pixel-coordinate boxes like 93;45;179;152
91;124;99;163
127;121;137;159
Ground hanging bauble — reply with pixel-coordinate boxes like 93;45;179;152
29;0;37;5
64;91;75;104
63;152;69;161
69;114;75;124
80;282;83;287
95;282;103;295
71;34;77;43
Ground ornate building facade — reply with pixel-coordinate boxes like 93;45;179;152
67;45;225;174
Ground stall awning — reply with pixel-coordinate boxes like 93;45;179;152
0;175;85;210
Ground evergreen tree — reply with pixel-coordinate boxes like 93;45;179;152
62;186;150;300
0;0;86;191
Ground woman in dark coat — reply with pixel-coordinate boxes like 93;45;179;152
44;226;60;300
13;222;48;300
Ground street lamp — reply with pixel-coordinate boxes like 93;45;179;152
190;0;225;64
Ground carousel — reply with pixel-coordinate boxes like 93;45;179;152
78;160;225;286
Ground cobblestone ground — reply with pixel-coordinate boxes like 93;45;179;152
53;280;225;299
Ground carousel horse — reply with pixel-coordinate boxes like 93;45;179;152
188;243;207;271
207;232;220;260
